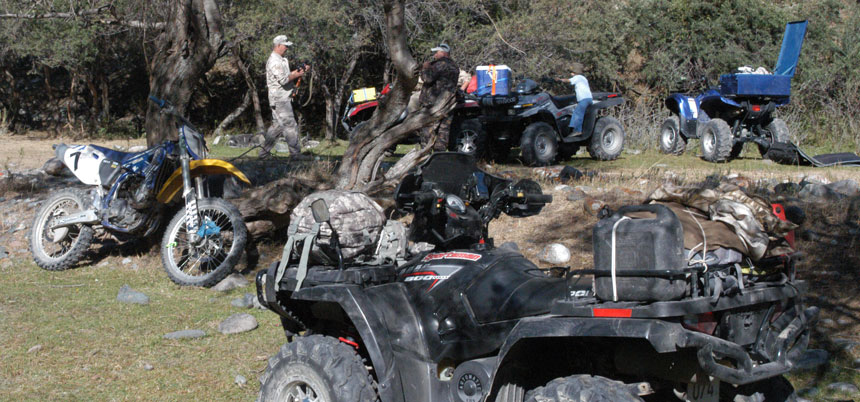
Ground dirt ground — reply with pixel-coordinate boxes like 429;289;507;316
0;134;146;170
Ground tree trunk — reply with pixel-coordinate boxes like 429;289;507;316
213;89;250;136
100;73;110;121
234;50;265;135
323;54;360;141
334;0;454;193
144;0;223;146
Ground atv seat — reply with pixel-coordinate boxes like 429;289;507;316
551;95;578;109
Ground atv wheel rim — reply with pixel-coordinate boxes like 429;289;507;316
702;130;716;155
535;134;553;159
283;380;321;402
457;130;479;155
661;125;677;150
34;197;84;262
601;127;622;154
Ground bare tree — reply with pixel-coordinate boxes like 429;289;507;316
334;0;456;193
144;0;225;145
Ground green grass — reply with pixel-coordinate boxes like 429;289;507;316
0;256;284;400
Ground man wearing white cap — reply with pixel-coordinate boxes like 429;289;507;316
260;35;309;158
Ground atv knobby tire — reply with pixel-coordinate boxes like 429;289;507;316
451;118;487;158
30;189;94;271
520;122;558;166
700;118;733;162
588;116;625;161
658;116;686;155
161;197;247;287
760;118;790;157
525;375;643;402
258;335;377;402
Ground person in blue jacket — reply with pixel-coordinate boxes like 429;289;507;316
557;62;592;134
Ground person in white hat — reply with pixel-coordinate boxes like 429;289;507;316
260;35;310;158
418;42;459;151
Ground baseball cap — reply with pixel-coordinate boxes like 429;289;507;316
273;35;293;47
430;43;450;53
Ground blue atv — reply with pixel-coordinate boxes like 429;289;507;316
658;20;808;162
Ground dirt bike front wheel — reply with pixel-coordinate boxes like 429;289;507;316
161;198;247;287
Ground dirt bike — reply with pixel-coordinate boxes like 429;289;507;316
254;152;814;401
30;96;249;287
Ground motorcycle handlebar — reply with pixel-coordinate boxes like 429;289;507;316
523;193;553;203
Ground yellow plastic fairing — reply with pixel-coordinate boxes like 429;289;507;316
156;159;251;203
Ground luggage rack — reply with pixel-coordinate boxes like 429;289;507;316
553;253;802;319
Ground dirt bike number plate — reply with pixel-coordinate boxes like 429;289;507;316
686;371;719;402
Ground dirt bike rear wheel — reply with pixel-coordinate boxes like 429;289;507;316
29;189;94;271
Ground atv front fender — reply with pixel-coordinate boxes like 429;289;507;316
258;275;407;402
155;159;251;204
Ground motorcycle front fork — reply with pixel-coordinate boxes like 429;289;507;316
181;154;204;243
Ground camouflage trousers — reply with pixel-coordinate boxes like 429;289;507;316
419;114;452;152
260;100;301;156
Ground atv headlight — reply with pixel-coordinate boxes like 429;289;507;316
445;194;466;214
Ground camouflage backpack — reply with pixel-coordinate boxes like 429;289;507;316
290;190;386;264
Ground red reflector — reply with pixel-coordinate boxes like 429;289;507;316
338;337;359;349
593;308;632;318
608;94;618;98
752;105;761;112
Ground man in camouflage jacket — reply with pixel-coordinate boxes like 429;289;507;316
260;35;309;158
419;43;460;151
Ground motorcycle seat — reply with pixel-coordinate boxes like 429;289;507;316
89;145;147;164
551;95;578;109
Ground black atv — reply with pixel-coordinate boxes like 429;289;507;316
255;152;815;402
450;79;627;165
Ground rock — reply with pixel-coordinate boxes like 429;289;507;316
820;318;836;326
538;243;571;265
832;338;859;352
801;174;831;185
27;344;42;353
41;157;69;177
121;257;132;265
218;313;258;335
163;329;206;340
554;185;572;192
212;273;249;292
825;382;859;394
128;145;147;153
116;284;150;305
792;349;828;370
0;245;7;259
798;182;838;200
142;363;154;371
583;197;607;215
212;135;223;145
558;166;584;183
566;189;587;202
827;179;859;197
626;149;642;155
231;294;255;309
235;375;247;387
797;387;819;398
574;185;598;196
274;140;292;154
304;140;320;149
14;223;26;232
498;242;519;252
246;220;275;239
